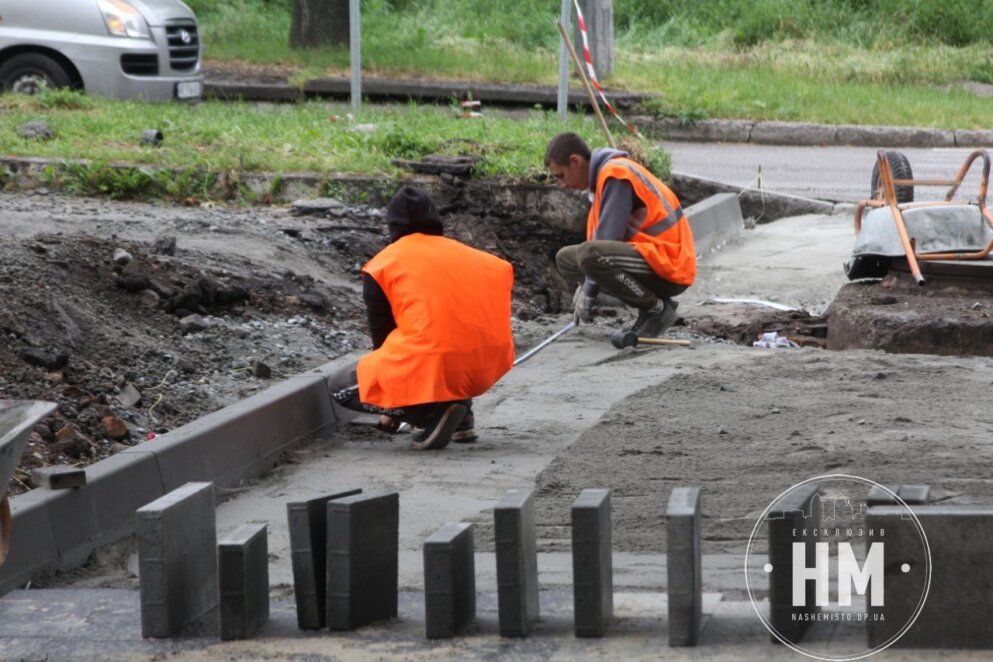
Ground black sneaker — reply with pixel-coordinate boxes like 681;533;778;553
410;403;468;450
451;414;478;443
630;299;679;337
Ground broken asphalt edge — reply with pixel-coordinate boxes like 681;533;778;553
0;194;750;598
204;78;993;149
0;353;358;597
0;155;843;222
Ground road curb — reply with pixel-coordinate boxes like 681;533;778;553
1;155;835;223
0;353;359;597
205;78;645;111
202;77;993;150
635;117;993;149
673;172;841;222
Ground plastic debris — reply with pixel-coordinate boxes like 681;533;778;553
753;331;799;349
704;297;796;312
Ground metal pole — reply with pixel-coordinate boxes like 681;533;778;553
557;0;571;120
513;321;575;367
558;22;614;148
350;0;361;110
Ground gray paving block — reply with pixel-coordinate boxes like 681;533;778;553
218;524;269;641
494;488;539;637
685;193;745;256
137;482;217;638
898;485;930;505
326;491;399;630
571;488;613;638
666;487;702;647
867;484;930;506
286;489;362;629
31;466;86;490
423;522;476;639
866;485;900;506
767;483;820;645
867;505;993;649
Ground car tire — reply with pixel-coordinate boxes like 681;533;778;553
870;150;914;203
0;53;73;95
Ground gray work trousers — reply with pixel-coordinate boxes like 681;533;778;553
556;240;687;309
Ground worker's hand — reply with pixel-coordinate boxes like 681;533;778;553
572;285;596;324
377;415;400;433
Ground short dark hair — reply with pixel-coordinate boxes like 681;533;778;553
544;132;591;167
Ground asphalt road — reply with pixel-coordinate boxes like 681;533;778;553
665;142;991;203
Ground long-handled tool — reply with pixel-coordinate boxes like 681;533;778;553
610;330;691;349
513;321;576;366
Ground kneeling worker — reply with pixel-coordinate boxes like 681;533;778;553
327;186;515;450
545;132;696;337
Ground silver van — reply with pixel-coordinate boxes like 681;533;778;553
0;0;203;101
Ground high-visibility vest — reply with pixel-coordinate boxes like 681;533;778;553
357;233;515;409
588;157;696;286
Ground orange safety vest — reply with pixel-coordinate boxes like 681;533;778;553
588;157;696;286
356;233;515;409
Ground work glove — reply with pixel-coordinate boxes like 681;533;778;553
572;285;596;324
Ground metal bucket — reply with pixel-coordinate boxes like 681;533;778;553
0;400;57;565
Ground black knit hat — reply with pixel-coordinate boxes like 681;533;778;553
386;186;443;241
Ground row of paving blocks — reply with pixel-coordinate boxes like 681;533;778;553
137;479;992;649
134;482;704;643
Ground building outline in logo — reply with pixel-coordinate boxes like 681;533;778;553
744;474;933;661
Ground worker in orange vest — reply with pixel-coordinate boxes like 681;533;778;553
326;186;515;450
545;133;696;337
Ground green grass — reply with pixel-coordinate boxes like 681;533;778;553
6;0;993;199
0;90;669;199
185;0;993;130
630;49;993;128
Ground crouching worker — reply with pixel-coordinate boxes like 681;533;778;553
326;186;515;450
545;132;696;337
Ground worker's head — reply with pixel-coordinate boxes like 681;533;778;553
544;132;591;191
386;186;443;242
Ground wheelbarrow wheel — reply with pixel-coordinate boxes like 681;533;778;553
871;150;914;203
0;495;10;567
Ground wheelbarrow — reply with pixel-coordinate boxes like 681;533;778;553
846;149;993;284
0;400;57;567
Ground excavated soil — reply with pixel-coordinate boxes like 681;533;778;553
829;269;993;355
0;186;582;495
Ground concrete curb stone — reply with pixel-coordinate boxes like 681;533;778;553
0;353;360;598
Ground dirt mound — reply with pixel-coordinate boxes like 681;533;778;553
0;189;583;495
0;229;370;493
829;271;993;354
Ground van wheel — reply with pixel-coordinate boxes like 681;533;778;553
0;53;72;95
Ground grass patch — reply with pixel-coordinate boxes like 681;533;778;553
187;0;993;130
1;91;668;200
